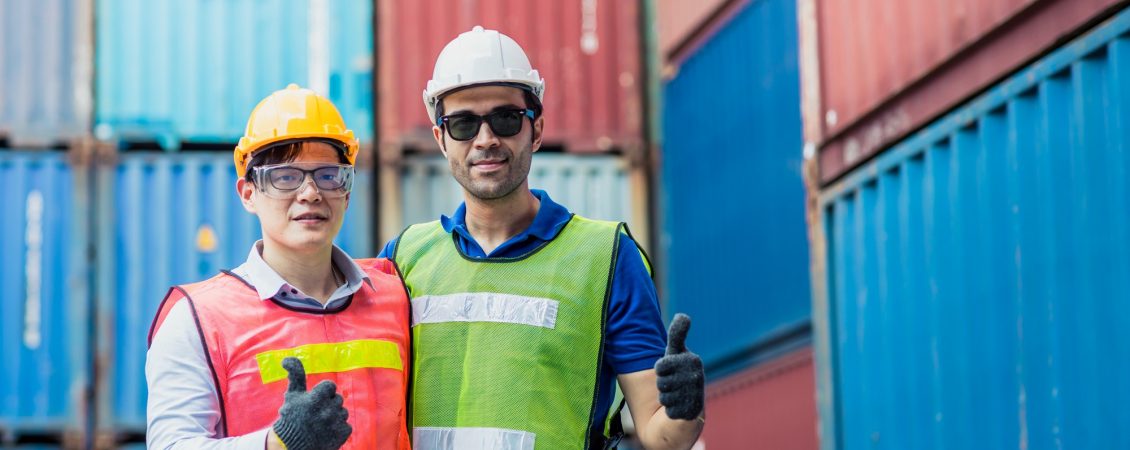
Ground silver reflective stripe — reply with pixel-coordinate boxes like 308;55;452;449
413;427;536;450
411;292;559;329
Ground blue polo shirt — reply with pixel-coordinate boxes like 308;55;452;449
379;189;667;437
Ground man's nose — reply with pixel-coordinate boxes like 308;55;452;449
294;175;322;201
472;120;501;148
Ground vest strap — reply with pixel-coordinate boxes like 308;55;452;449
412;427;536;450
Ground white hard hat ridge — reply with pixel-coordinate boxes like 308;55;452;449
423;25;545;124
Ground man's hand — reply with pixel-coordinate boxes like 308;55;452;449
272;357;353;450
655;313;705;421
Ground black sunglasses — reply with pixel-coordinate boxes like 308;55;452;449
440;108;535;141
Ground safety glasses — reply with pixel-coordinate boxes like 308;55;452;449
252;163;354;198
439;108;535;141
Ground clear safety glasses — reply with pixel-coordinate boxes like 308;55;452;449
252;163;354;198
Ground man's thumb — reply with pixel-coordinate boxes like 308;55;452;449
666;313;691;355
282;357;307;393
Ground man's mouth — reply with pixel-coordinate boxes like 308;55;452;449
472;157;508;170
292;212;328;223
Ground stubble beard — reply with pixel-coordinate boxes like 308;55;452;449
452;146;533;201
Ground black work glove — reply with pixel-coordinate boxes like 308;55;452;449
654;313;705;421
272;357;353;450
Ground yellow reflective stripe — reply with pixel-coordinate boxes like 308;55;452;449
255;339;403;384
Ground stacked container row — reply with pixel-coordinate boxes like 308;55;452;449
95;0;374;147
0;151;90;446
0;0;92;147
809;6;1130;449
658;0;817;447
376;0;643;154
802;0;1124;184
0;149;376;446
375;0;652;245
3;1;380;446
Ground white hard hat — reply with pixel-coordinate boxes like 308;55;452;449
423;26;545;125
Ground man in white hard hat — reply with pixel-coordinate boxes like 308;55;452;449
378;26;705;449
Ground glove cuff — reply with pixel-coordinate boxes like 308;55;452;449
273;418;315;450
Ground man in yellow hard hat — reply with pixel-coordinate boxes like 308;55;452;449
146;84;412;450
380;27;705;449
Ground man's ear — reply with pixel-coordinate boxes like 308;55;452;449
237;178;256;213
433;125;448;158
531;116;544;153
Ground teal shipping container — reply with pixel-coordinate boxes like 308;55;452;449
96;0;373;146
813;7;1130;449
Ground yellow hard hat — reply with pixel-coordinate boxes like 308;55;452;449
234;84;359;177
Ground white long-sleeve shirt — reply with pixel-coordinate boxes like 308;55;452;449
145;242;370;450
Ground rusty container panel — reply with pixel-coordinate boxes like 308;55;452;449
808;0;1122;184
377;0;643;154
701;349;818;450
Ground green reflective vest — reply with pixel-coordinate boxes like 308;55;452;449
394;215;624;450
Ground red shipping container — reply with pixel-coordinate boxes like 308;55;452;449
700;349;818;450
802;0;1123;183
376;0;643;155
656;0;730;62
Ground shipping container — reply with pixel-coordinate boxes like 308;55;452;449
95;0;373;147
655;0;729;62
95;152;374;432
0;0;93;147
702;349;817;450
660;0;810;374
802;0;1123;183
812;8;1130;449
376;0;643;154
397;153;634;229
0;151;90;442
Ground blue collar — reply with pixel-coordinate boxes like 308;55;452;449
440;189;573;257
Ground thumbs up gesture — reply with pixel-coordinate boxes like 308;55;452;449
654;313;705;421
272;357;353;450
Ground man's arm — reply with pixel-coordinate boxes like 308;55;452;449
146;302;272;450
608;232;704;449
147;304;350;450
619;314;705;450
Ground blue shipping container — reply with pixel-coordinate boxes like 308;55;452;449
814;8;1130;450
95;0;373;146
0;0;91;146
660;0;811;375
97;152;374;431
0;151;89;438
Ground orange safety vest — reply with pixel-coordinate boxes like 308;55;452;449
148;258;412;450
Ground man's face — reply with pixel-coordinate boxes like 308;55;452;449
237;142;350;254
432;85;543;201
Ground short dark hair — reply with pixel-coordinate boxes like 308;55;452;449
244;140;349;181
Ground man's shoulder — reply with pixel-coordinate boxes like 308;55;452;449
385;220;447;260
